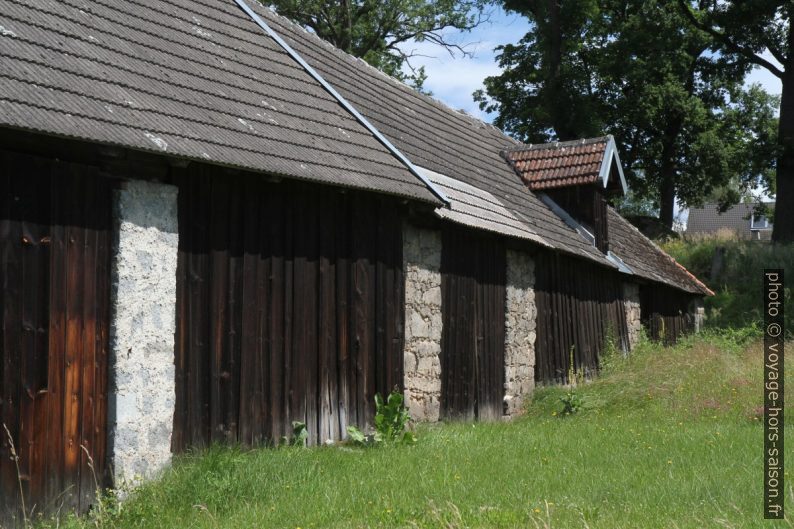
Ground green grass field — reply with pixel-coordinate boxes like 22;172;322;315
42;329;792;529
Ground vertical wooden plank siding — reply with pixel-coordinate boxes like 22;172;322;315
639;284;695;345
1;151;111;523
533;251;629;384
172;171;405;449
439;226;506;421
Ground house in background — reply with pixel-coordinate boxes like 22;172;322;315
0;0;711;524
687;202;775;240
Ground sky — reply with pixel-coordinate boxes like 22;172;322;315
397;7;530;121
399;7;783;121
398;8;784;224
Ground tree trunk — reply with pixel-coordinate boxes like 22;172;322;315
545;0;573;139
772;65;793;242
659;169;676;230
658;119;682;230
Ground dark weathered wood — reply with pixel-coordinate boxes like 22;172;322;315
534;250;630;385
173;175;406;449
640;283;694;345
440;226;506;420
1;151;112;525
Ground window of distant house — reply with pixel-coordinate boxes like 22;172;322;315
751;214;772;230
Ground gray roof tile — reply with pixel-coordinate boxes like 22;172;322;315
0;0;709;295
0;0;439;203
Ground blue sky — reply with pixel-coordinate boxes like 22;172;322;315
398;7;783;123
398;9;783;222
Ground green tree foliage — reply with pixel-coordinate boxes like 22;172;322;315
262;0;488;91
676;1;792;241
474;0;779;229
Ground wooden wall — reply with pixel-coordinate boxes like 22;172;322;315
639;284;695;345
1;151;111;523
440;226;506;421
172;168;405;449
534;251;628;384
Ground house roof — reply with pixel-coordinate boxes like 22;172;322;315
503;136;627;193
0;0;440;204
687;202;774;238
261;3;616;267
264;7;708;295
0;0;709;296
608;209;713;295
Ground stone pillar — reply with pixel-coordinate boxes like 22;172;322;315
402;223;443;422
623;282;642;350
688;297;705;333
503;250;536;418
108;180;178;487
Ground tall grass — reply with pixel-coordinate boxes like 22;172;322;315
40;330;793;529
662;236;793;334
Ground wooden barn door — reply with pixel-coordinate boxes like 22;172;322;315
533;252;629;384
172;170;404;449
440;227;506;421
639;284;693;345
1;151;111;524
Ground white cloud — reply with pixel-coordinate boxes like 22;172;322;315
396;8;530;121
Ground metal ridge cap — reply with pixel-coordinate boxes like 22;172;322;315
233;0;449;206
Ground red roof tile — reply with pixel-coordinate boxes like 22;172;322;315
503;137;610;190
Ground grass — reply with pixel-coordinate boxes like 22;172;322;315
661;234;793;333
42;329;793;529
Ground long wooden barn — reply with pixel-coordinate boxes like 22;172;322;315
0;0;711;524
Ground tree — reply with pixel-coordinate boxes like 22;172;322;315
262;0;488;91
475;0;779;229
677;1;792;241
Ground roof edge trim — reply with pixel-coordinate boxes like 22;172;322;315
599;135;628;194
233;0;449;206
606;251;634;275
538;192;597;247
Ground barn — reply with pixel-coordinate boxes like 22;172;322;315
0;0;711;523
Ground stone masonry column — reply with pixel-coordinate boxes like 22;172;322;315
503;249;536;417
688;297;705;333
402;223;443;422
108;180;178;487
623;282;642;351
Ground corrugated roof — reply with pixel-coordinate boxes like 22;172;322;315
416;167;551;247
503;136;611;190
0;0;440;204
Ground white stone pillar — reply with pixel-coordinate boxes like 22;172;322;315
402;223;443;422
503;249;536;418
688;297;705;333
623;282;642;350
108;180;178;487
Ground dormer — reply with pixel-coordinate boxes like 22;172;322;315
502;135;627;253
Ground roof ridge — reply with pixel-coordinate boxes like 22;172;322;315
504;135;611;152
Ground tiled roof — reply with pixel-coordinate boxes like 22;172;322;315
0;0;709;296
267;10;709;294
503;137;610;190
264;6;616;267
0;0;439;204
608;209;713;295
687;202;774;240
